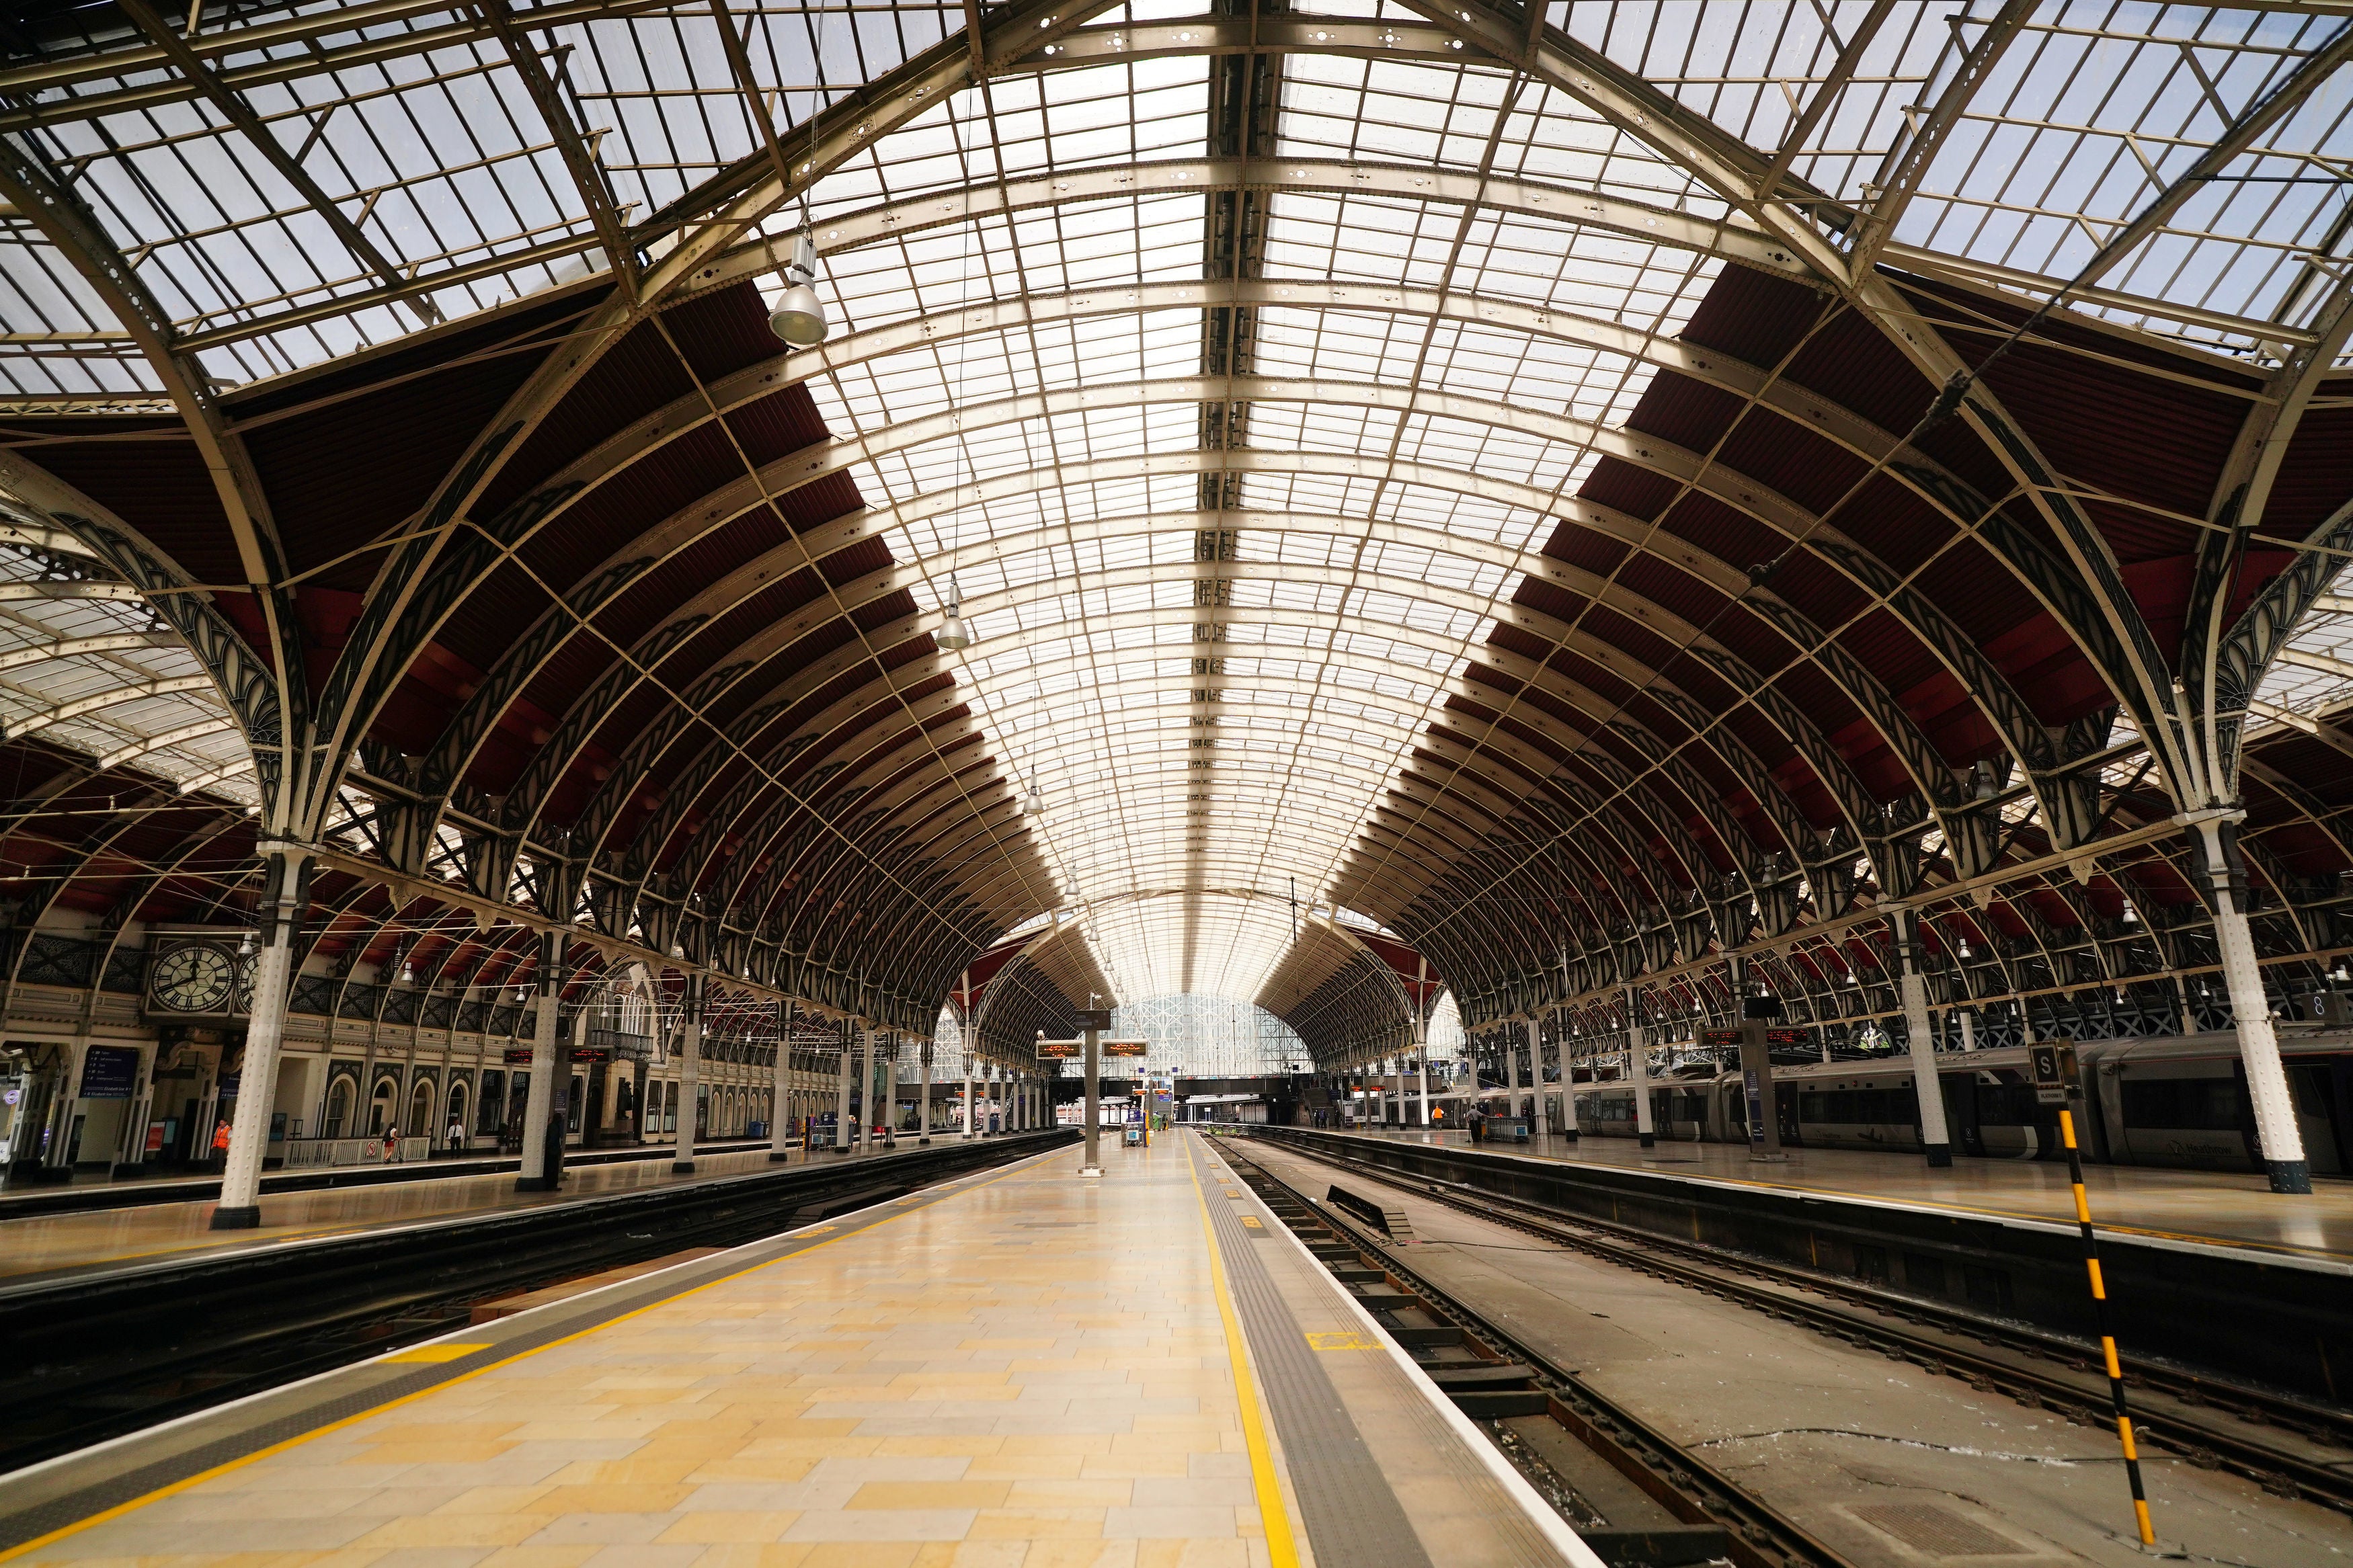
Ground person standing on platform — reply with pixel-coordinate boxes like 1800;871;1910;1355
446;1116;464;1155
381;1124;400;1163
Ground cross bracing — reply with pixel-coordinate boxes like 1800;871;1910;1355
1;0;2350;1114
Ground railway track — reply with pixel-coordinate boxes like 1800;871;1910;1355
1;1132;1070;1473
1239;1130;2353;1519
1211;1138;1856;1568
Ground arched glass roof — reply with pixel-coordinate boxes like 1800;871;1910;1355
3;0;2350;1055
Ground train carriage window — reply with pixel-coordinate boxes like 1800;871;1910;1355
1974;1083;2051;1127
1799;1087;1919;1124
2120;1078;2241;1131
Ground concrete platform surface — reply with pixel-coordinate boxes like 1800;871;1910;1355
1333;1126;2353;1260
0;1139;967;1286
0;1139;776;1220
0;1131;1584;1568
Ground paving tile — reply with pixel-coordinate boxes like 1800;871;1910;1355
522;1515;674;1546
579;1545;706;1568
779;1512;978;1544
1099;1509;1240;1542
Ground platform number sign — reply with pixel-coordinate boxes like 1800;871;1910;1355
2028;1042;2078;1106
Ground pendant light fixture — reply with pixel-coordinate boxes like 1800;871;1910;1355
1022;776;1045;816
768;228;829;345
934;573;971;650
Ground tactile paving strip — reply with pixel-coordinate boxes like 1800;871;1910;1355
1194;1146;1437;1568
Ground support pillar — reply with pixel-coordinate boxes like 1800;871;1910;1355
963;1048;975;1139
1082;1018;1101;1173
833;1020;854;1152
1559;1028;1579;1144
212;843;312;1229
514;927;565;1192
919;1038;933;1144
1959;1007;1978;1052
672;973;703;1173
1526;1017;1549;1148
1626;987;1655;1150
769;997;794;1161
1505;1029;1524;1126
2196;820;2309;1193
859;1026;877;1153
1732;958;1786;1161
1892;907;1953;1168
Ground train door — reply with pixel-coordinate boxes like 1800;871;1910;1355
1940;1070;1985;1157
1775;1081;1801;1147
2334;1057;2353;1174
2288;1063;2344;1175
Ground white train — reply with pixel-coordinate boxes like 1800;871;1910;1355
1566;1027;2351;1176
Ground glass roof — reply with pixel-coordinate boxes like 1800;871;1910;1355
5;0;2344;1010
0;534;256;803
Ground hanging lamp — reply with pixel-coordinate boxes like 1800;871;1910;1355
934;574;971;650
768;229;829;345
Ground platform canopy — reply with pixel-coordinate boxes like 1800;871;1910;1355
2;1;2350;1067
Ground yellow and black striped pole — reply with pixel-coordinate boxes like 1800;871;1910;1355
2058;1096;2157;1546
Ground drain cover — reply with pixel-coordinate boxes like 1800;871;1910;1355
1850;1503;2031;1557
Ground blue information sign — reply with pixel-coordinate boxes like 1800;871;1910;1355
79;1045;140;1100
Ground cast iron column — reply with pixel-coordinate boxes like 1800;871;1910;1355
672;971;703;1173
515;927;564;1192
212;843;311;1228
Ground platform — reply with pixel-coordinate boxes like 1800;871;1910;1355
0;1138;779;1220
0;1137;969;1288
0;1131;1589;1568
1341;1125;2353;1261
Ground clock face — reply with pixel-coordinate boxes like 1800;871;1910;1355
152;943;235;1014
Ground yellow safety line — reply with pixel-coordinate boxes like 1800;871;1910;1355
0;1153;1046;1565
1183;1133;1304;1568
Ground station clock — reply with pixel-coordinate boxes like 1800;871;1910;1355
146;934;251;1020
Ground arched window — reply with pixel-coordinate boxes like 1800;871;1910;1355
368;1077;397;1134
407;1077;435;1135
445;1081;469;1147
324;1077;354;1139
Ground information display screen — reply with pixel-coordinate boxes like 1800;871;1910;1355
79;1044;140;1099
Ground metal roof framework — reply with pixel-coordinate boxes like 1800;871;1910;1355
2;0;2351;1065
